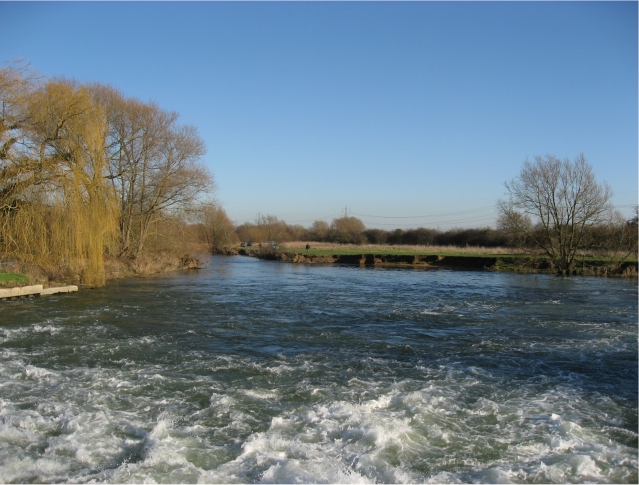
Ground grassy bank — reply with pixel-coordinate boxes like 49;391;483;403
0;270;30;288
0;248;209;290
242;242;638;277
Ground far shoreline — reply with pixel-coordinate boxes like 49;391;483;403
237;247;638;278
2;245;636;295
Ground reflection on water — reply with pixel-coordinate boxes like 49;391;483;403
0;256;637;483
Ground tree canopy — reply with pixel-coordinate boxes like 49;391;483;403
0;64;215;285
498;154;618;274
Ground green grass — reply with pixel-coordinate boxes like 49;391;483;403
0;271;30;287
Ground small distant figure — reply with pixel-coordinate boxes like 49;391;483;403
259;242;262;250
305;243;310;254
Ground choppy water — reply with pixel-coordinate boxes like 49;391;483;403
0;256;637;483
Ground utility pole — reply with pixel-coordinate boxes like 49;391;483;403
342;206;350;218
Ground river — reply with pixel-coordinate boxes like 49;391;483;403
0;256;637;483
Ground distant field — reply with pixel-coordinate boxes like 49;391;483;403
276;242;637;264
279;241;527;257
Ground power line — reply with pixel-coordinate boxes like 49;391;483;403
351;206;496;220
361;214;497;228
287;207;498;227
283;212;343;224
247;202;635;227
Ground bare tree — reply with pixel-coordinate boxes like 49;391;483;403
594;209;639;272
331;216;366;244
498;154;615;274
331;216;366;234
496;208;533;249
199;202;238;251
309;220;330;241
97;92;215;256
287;224;307;241
235;222;267;243
256;214;287;242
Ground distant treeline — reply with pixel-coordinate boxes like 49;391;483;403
227;213;637;255
308;225;511;247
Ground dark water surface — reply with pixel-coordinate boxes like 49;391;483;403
0;256;637;483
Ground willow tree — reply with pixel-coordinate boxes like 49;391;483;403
2;65;214;284
0;64;37;210
3;79;118;286
498;154;615;275
0;64;55;261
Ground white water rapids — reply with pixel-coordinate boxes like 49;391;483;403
0;256;636;483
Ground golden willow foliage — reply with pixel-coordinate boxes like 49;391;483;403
1;76;118;286
1;64;213;286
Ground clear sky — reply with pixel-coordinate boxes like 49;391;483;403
1;1;637;230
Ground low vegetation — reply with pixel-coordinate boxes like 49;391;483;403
0;270;29;287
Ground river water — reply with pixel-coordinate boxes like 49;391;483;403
0;256;637;483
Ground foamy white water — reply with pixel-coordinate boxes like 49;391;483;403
0;256;636;483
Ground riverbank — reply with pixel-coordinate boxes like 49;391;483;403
0;250;207;291
239;247;638;277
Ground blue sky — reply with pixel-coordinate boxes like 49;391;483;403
1;1;637;230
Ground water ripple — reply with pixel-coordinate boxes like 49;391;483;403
0;256;636;483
